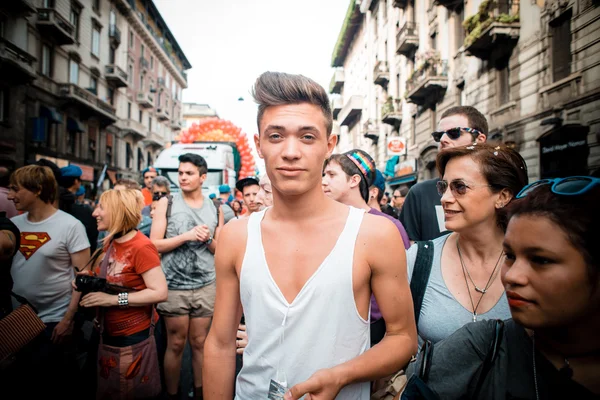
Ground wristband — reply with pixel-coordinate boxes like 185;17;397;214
117;292;129;308
205;236;213;246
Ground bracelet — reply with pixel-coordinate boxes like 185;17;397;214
205;236;213;245
117;292;129;308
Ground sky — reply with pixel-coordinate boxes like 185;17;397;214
154;0;350;172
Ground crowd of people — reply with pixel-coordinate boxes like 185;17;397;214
0;71;598;400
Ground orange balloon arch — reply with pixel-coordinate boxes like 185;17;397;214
175;117;257;179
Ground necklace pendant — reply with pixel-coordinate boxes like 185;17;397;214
475;287;487;294
473;313;477;322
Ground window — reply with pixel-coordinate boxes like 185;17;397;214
129;31;134;48
455;7;465;52
150;55;154;69
108;87;114;105
109;9;116;26
42;0;53;8
138;110;143;123
551;10;572;82
41;44;52;76
430;32;437;50
141;44;145;58
109;47;115;64
67;130;77;154
497;58;510;105
93;0;100;13
140;73;144;90
411;114;417;145
126;143;133;169
137;148;144;171
90;76;98;94
69;59;79;84
149;115;152;131
147;151;152;168
127;102;131;119
157;91;161;107
92;24;101;57
128;64;133;83
70;7;80;42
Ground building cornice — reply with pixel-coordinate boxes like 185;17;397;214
331;0;364;67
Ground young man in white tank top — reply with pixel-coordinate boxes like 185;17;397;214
203;72;417;400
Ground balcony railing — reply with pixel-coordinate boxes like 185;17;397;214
118;119;147;140
338;95;364;126
329;68;345;94
373;60;389;86
156;108;169;121
0;37;36;83
140;56;150;69
463;0;520;61
170;120;183;130
331;97;343;120
137;91;154;108
396;21;419;57
58;83;117;125
105;64;128;88
362;119;379;142
381;98;403;127
407;58;449;106
36;8;75;45
109;24;121;47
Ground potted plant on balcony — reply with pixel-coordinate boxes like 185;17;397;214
463;0;520;48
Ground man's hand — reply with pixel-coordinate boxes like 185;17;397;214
284;368;344;400
51;317;74;344
236;324;247;355
79;292;117;308
196;224;211;243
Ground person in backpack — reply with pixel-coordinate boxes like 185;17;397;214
403;177;600;399
150;153;224;400
406;143;528;347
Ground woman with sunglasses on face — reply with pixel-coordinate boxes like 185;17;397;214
406;143;528;346
401;178;600;399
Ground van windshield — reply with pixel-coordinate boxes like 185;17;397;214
161;170;222;189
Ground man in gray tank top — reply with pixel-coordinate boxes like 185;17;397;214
151;153;224;400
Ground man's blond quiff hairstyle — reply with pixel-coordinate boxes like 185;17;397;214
98;189;143;244
252;71;333;136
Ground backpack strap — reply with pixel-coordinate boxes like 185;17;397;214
166;194;173;221
409;240;435;328
472;319;505;397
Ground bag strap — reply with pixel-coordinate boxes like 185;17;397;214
472;319;505;397
166;194;173;221
98;244;113;279
418;340;435;382
409;240;435;327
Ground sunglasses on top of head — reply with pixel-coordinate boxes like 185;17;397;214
516;176;600;199
431;127;483;143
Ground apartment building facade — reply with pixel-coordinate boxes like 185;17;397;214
0;0;190;189
182;102;218;130
330;0;599;189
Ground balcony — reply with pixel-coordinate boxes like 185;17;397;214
1;0;36;15
58;83;117;126
463;0;520;61
393;0;407;7
329;68;345;94
117;119;147;140
406;58;448;107
109;24;121;47
143;130;165;150
156;108;170;121
396;22;419;57
381;98;403;128
137;92;154;108
105;64;128;88
170;120;183;130
338;95;364;126
331;97;343;120
373;60;389;87
36;8;75;45
435;0;463;8
139;56;150;70
363;120;379;143
0;37;36;84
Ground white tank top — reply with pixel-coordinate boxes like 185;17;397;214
235;206;370;399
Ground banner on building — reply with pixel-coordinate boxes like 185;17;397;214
387;137;407;156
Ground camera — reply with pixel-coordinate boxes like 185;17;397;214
75;275;109;295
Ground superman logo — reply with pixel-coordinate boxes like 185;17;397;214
19;232;51;260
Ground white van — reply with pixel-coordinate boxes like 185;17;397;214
154;142;238;196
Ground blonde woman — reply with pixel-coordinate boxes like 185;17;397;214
79;189;167;398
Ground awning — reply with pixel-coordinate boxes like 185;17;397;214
387;173;417;186
67;117;85;133
40;106;63;124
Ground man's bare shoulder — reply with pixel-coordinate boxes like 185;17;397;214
360;212;401;244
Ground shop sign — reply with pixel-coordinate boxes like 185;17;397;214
394;158;417;177
387;137;407;155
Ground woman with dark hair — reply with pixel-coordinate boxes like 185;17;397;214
406;143;528;345
402;177;600;399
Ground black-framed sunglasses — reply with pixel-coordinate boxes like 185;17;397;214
431;127;482;143
152;192;168;201
516;176;600;199
436;179;493;197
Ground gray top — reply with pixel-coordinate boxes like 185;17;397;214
162;193;218;290
221;203;235;224
407;234;511;345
